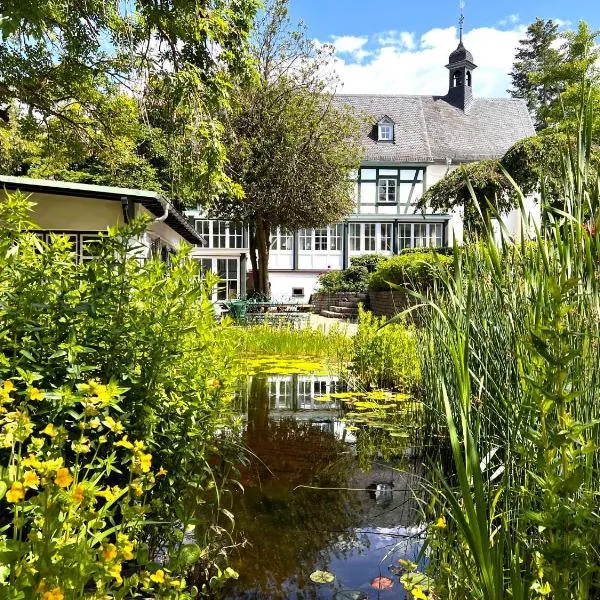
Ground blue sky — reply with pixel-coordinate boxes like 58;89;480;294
287;0;600;97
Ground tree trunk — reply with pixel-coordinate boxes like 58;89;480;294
249;224;259;292
255;217;271;298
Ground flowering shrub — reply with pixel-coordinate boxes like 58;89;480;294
0;378;187;596
0;191;243;595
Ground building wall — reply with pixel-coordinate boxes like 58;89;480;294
29;192;124;230
269;272;322;303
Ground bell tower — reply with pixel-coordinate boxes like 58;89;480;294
445;3;477;110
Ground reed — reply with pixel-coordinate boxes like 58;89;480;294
415;95;600;598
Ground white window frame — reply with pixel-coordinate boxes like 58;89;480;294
194;220;245;249
378;123;394;141
397;223;445;250
378;178;397;204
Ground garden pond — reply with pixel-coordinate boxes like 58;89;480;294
221;358;434;599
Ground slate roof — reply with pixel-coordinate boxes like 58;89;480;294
448;41;474;64
336;94;535;164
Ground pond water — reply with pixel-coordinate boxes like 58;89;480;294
222;364;429;599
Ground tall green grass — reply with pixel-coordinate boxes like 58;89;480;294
226;322;352;361
415;97;600;598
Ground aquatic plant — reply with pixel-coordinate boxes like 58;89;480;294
415;96;600;597
347;306;421;392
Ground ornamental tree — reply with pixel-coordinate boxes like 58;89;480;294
416;160;515;234
215;0;364;295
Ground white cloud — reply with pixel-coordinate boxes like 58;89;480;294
325;24;527;98
331;35;370;61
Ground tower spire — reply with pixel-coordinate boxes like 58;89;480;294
459;0;465;43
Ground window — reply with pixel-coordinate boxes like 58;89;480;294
228;221;244;248
195;220;245;248
314;228;328;251
349;224;361;251
195;220;210;247
270;228;293;251
330;225;342;251
398;224;412;251
292;287;304;297
213;221;227;248
216;258;238;300
364;224;376;251
299;229;312;251
378;179;397;203
429;223;444;246
413;224;428;248
398;223;444;250
378;122;394;141
80;235;101;262
380;223;393;252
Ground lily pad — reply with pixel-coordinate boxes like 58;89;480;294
310;570;336;584
370;576;394;590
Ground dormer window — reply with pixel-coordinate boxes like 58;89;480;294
377;118;394;142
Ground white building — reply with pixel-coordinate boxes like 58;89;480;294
190;38;536;302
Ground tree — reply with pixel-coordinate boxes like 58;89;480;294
509;20;600;136
416;161;516;234
534;22;600;137
0;0;260;204
215;0;364;295
509;18;562;131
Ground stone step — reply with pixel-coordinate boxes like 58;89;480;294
330;305;359;314
321;309;358;319
336;299;362;308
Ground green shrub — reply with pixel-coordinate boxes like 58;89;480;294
317;265;369;293
0;191;241;594
400;246;453;256
368;251;453;292
347;306;421;391
349;253;388;272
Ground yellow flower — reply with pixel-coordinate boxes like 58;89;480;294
88;417;101;429
209;378;221;389
139;453;152;473
133;440;145;451
42;587;64;600
102;543;118;562
434;516;447;529
3;380;15;393
6;481;24;503
72;483;86;503
157;466;168;477
96;485;123;503
117;535;135;560
23;471;40;488
114;436;134;450
27;387;45;401
130;481;143;497
411;586;428;600
41;423;58;437
54;467;73;488
109;562;123;585
150;569;166;584
103;416;124;433
21;454;42;469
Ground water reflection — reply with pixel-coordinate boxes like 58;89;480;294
225;373;425;600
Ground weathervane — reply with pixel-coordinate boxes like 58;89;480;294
459;0;465;43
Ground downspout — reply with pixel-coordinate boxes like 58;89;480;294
154;196;169;222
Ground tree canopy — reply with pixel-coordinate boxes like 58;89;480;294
215;0;364;294
0;0;260;204
510;20;600;136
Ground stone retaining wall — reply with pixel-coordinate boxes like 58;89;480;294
311;292;369;313
368;291;412;318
